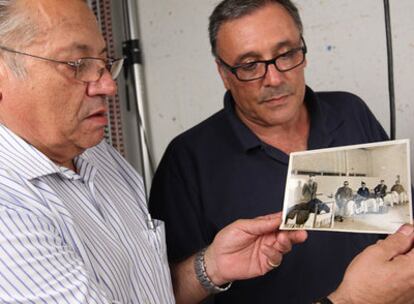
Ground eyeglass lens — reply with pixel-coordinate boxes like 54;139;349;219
236;48;304;81
75;58;124;82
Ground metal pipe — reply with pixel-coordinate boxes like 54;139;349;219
122;0;154;198
383;0;396;140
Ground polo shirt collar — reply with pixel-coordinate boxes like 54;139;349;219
223;85;344;156
224;90;261;151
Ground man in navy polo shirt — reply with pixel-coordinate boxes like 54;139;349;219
149;0;392;303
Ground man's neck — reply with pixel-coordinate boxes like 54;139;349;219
237;104;310;154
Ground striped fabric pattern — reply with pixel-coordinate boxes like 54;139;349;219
0;125;174;303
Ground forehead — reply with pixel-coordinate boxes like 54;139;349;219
23;0;105;53
216;3;301;60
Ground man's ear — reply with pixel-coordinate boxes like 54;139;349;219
215;59;231;90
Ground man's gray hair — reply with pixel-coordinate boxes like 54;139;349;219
209;0;303;57
0;0;39;77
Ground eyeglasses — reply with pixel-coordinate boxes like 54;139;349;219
0;45;124;82
218;37;307;82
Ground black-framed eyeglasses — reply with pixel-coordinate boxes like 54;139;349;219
218;36;307;82
0;45;124;83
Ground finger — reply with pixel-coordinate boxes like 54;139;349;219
256;212;282;221
376;224;414;260
239;216;282;236
286;230;308;245
405;246;414;258
262;244;283;269
272;230;308;253
267;259;280;268
274;232;293;253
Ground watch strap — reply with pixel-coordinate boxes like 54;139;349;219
194;247;232;294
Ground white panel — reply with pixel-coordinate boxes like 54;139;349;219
390;0;414;178
300;0;389;132
136;0;222;162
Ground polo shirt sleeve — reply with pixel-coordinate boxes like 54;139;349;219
149;139;208;262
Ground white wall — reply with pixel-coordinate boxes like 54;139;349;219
134;0;414;175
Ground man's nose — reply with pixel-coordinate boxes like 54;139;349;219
262;63;284;86
87;69;117;97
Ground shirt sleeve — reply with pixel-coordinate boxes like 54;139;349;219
0;206;111;304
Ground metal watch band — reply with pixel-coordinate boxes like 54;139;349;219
194;247;232;294
313;296;334;304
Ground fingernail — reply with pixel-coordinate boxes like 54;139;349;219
397;224;414;236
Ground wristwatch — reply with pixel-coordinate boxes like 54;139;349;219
313;296;334;304
194;247;232;294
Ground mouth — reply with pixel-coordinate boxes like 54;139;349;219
260;94;290;106
85;108;108;126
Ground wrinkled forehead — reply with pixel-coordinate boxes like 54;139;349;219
20;0;105;51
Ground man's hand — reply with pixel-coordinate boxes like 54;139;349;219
204;213;307;285
329;224;414;304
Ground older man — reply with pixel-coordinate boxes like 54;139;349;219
149;0;392;303
0;0;309;303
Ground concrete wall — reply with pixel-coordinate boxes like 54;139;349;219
131;0;414;176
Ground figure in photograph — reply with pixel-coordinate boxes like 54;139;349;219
391;180;405;194
302;174;318;202
374;180;387;198
391;179;409;204
355;181;370;205
335;181;353;221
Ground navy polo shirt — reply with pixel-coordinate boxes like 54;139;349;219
149;86;389;303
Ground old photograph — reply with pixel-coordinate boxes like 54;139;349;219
281;139;413;234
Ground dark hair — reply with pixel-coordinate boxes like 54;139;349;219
208;0;303;57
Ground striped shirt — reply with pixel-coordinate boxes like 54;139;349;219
0;125;174;303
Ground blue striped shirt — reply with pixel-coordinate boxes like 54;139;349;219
0;125;174;303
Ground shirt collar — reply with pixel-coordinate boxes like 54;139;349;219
223;85;344;155
0;124;97;182
224;90;262;151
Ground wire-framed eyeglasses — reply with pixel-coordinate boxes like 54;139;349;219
218;37;307;82
0;45;124;83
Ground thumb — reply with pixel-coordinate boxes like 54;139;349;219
377;224;414;260
239;216;282;236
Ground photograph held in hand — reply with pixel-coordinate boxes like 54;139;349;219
281;139;412;234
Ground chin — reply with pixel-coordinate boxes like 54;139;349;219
80;131;105;149
270;105;303;124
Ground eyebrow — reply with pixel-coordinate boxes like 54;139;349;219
65;43;107;56
234;39;300;65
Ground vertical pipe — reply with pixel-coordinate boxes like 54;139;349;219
122;0;154;199
383;0;396;140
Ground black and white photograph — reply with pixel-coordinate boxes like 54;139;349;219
281;139;412;234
